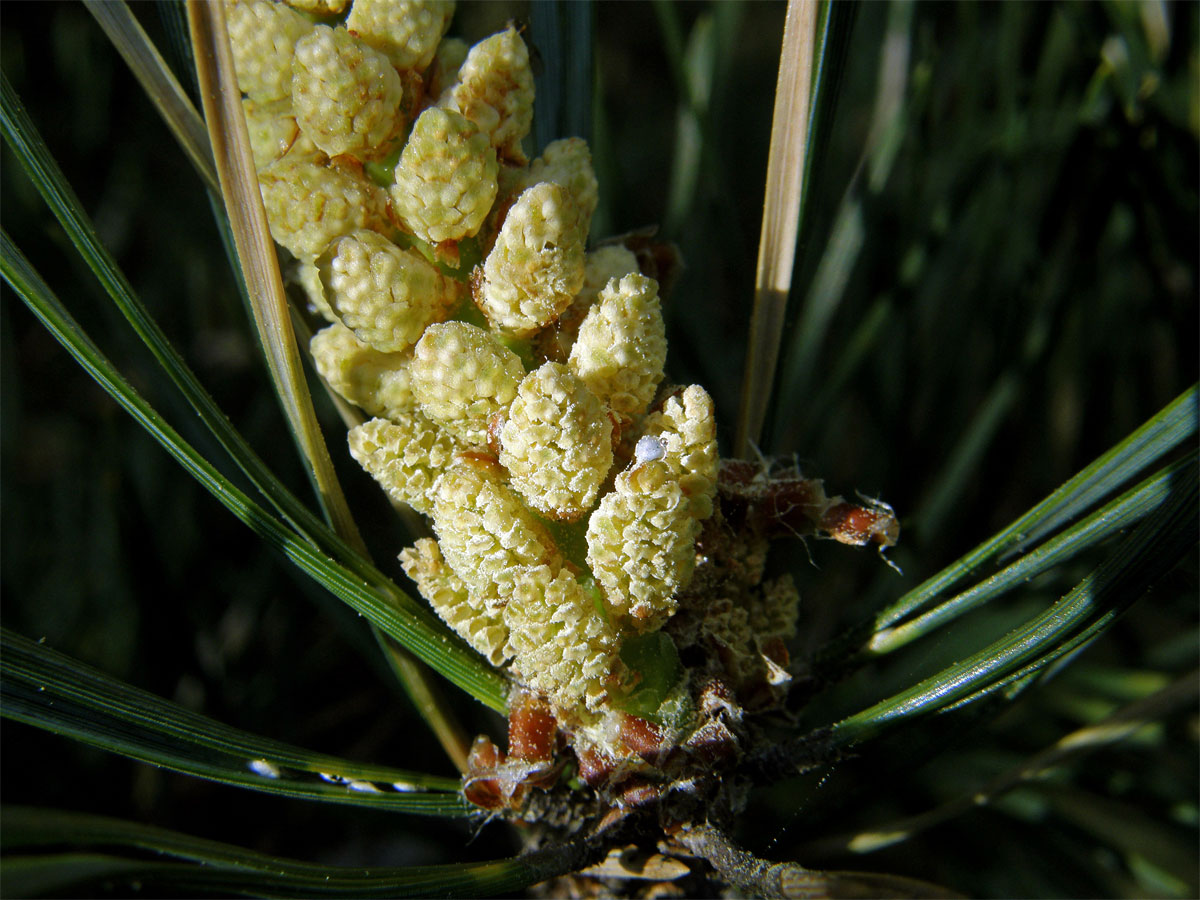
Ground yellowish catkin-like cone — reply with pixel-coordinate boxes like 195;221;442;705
477;182;585;337
291;25;404;160
527;137;599;239
284;0;348;14
700;596;761;682
479;160;530;238
441;25;534;163
241;98;315;170
228;0;313;104
257;157;389;262
317;230;452;353
310;323;415;419
400;538;511;666
391;107;498;244
498;362;614;521
349;414;460;515
749;574;800;641
569;272;666;424
640;384;719;520
535;245;639;363
431;461;564;614
294;262;337;323
577;246;639;311
428;36;468;99
504;565;621;714
586;458;700;631
583;385;717;627
410;321;525;448
345;0;455;71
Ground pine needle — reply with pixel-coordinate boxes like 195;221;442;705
84;1;217;194
186;1;361;549
735;0;819;457
185;1;471;770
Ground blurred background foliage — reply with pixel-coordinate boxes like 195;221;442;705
1;1;1196;897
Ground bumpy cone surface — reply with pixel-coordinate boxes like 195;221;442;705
498;362;614;521
642;385;719;520
348;413;460;516
527;138;599;238
428;36;468;98
257;158;388;262
310;322;415;419
346;0;455;71
287;0;348;12
749;574;800;642
291;25;404;160
505;565;622;713
242;98;315;170
391;107;499;244
536;245;640;363
586;458;701;630
442;25;534;163
401;538;511;666
569;272;667;423
410;321;525;447
431;461;564;613
477;182;585;337
228;0;312;103
318;230;452;353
